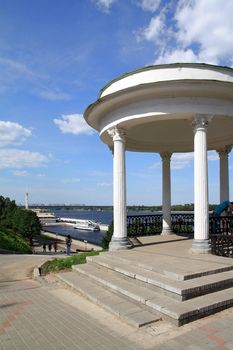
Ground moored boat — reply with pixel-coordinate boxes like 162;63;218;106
74;219;100;231
58;217;100;231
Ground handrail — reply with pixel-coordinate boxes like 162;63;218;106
127;213;233;237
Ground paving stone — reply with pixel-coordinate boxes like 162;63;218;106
57;271;160;327
2;239;233;350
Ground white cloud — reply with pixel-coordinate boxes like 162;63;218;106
171;153;193;169
62;178;81;184
0;57;35;78
136;0;233;66
137;13;165;43
35;88;71;101
208;151;218;161
172;153;194;160
155;48;199;64
89;170;111;177
136;0;161;12
149;162;161;169
0;57;71;101
171;160;191;170
93;0;117;12
175;0;233;64
97;182;112;187
0;121;32;146
54;114;95;135
171;151;218;169
12;170;29;177
0;149;49;168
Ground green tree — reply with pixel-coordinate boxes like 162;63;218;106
0;195;41;239
12;208;41;238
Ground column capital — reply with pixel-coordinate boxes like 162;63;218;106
160;152;172;161
192;114;213;132
108;127;126;142
217;145;232;157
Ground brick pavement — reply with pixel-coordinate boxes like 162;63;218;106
1;254;233;349
0;279;143;350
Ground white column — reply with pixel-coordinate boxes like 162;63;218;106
190;115;212;254
108;127;131;251
217;146;232;203
160;152;173;235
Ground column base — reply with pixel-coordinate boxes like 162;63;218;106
189;239;211;254
161;227;174;235
109;237;132;251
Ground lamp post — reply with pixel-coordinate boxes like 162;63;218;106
84;240;87;251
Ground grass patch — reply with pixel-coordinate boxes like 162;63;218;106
0;229;32;254
41;250;104;275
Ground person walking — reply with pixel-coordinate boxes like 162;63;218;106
53;241;57;253
66;235;72;256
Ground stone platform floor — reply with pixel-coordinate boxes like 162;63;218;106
1;237;233;349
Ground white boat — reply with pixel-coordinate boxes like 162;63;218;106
58;217;100;231
32;208;58;225
74;219;100;231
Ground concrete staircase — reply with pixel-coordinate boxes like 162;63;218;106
57;248;233;327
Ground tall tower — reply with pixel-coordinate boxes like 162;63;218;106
25;190;29;210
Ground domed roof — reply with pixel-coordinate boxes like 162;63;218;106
84;63;233;153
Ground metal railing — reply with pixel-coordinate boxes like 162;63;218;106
210;235;233;257
127;213;233;257
127;213;195;237
209;216;233;235
209;216;233;257
127;214;162;236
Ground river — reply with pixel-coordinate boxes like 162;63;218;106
44;209;158;246
45;209;113;246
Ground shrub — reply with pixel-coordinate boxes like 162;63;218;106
41;251;102;274
102;221;113;249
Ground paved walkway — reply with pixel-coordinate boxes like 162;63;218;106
1;240;233;349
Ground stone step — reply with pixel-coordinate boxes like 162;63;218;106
150;287;233;326
86;255;233;301
72;262;233;326
56;271;161;328
73;263;162;303
101;251;233;281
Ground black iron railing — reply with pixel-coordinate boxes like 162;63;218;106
127;213;195;237
210;235;233;257
127;213;233;257
209;216;233;235
171;213;194;235
127;214;162;236
209;216;233;257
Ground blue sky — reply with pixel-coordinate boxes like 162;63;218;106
0;0;233;205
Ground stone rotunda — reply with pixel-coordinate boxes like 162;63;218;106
84;63;233;254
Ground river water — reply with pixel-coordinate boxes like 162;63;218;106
45;209;113;246
44;209;157;246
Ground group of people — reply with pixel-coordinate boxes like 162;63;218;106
42;241;58;253
42;235;72;256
